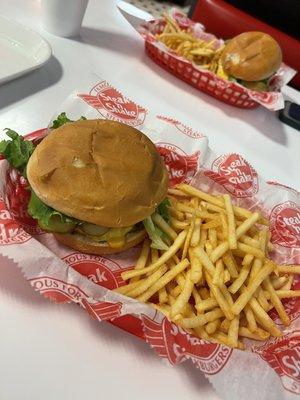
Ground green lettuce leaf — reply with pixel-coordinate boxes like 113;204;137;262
157;198;170;222
143;216;169;251
50;112;87;129
0;129;35;175
28;190;79;231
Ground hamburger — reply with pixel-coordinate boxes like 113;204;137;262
218;32;282;92
0;117;169;254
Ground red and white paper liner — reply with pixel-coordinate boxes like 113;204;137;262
0;77;299;398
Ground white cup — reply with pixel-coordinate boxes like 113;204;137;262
41;0;89;38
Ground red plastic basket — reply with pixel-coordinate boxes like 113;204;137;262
145;40;259;109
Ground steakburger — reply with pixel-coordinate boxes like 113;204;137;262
0;118;169;254
219;31;282;92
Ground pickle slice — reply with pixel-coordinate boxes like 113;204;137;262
38;214;77;233
80;223;109;236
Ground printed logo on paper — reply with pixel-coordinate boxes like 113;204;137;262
78;81;147;127
207;153;259;198
82;299;122;321
248;90;279;107
0;196;31;245
157;116;204;139
256;331;300;394
270;202;300;248
29;276;88;303
62;253;124;290
156;142;200;186
142;315;231;373
3;168;42;236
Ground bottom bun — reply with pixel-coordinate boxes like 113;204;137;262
54;229;147;255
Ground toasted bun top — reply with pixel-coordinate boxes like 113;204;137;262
221;32;282;81
27;119;168;227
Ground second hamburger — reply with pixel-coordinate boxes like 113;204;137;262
219;31;282;92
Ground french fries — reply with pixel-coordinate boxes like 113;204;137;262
117;183;300;349
155;13;225;70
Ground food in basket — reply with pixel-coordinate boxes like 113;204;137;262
117;183;300;349
0;116;169;254
156;14;282;92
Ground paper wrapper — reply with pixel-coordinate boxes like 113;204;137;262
0;76;300;399
123;8;296;111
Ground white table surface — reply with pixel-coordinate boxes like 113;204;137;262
0;1;299;399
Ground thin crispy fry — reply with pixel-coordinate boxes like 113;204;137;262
123;231;187;281
201;220;221;229
228;315;240;348
205;241;213;256
152;213;177;240
228;263;251;294
196;298;218;313
189;248;202;283
212;332;244;349
127;266;168;298
167;188;188;197
223;270;231;283
206;273;234;320
232;262;274;315
205;319;221;335
130;239;151;282
170;285;181;297
237;242;265;259
181;308;224;329
171;271;194;317
137;259;190;302
249;258;263;283
113;280;142;295
175;273;185;289
191;213;201;247
201;202;224;213
193;246;216;276
222;252;239;279
244;304;257;332
213;259;224;286
159;287;168;304
242;254;255;266
220;212;228;238
199;228;207;248
240;327;270;340
276;265;300;274
182;216;196;260
257;288;270;311
276;290;300;298
208;228;218;249
170;218;189;231
192;287;202;304
177;184;224;207
175;202;219;220
219;282;234;306
263;277;290;326
248;296;281;337
240;235;260;249
220;321;270;341
280;275;294;290
271;275;288;290
210;241;229;263
223;194;237;249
